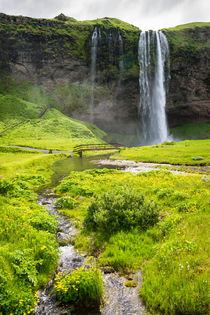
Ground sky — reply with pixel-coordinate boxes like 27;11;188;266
0;0;209;30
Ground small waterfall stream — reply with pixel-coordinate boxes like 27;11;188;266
34;157;149;315
138;30;170;145
90;27;99;122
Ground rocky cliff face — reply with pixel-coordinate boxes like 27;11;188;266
165;26;210;127
0;13;209;135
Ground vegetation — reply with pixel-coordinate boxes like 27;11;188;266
0;108;106;151
112;139;210;165
0;149;67;177
171;123;210;140
85;187;160;234
55;166;210;314
0;174;59;314
0;12;209;314
164;22;210;31
54;267;103;306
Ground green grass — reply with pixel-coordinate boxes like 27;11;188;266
55;168;210;314
0;78;107;151
0;108;106;150
111;140;210;166
0;143;72;314
80;17;140;31
0;173;59;314
164;22;210;31
0;150;67;177
54;267;103;307
171;123;210;140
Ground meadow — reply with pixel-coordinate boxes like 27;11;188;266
0;152;61;314
0;100;209;314
55;168;210;314
112;139;210;165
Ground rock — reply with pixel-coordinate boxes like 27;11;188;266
102;266;115;274
72;257;83;263
124;280;138;287
125;274;134;280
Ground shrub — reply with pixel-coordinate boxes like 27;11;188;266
54;267;103;307
30;211;58;233
55;196;75;209
85;187;160;234
0;179;15;195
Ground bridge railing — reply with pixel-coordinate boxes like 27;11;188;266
73;143;122;157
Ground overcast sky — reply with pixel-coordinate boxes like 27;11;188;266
0;0;209;30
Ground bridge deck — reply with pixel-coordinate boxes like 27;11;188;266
73;143;121;157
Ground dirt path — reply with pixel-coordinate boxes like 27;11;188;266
7;145;74;155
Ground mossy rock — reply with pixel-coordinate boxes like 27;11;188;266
124;280;138;287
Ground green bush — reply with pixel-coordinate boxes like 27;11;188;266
85;187;160;234
0;179;15;195
54;267;103;307
30;211;58;233
55;196;75;209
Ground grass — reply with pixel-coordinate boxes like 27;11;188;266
0;150;67;178
0;168;60;314
0;108;106;151
54;267;103;307
54;167;210;314
0;97;107;314
164;22;210;31
111;139;210;166
171;123;210;140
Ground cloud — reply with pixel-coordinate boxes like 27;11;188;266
0;0;209;29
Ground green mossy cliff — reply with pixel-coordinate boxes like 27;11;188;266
0;13;209;134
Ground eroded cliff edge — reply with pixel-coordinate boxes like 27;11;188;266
0;13;209;135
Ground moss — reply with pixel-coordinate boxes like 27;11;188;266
124;280;138;287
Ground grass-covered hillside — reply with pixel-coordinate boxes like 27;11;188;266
0;87;106;150
164;21;210;31
163;21;210;53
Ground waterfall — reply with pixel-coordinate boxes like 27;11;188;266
90;26;98;122
138;30;170;145
118;31;124;74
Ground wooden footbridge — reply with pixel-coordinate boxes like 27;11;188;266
73;143;122;157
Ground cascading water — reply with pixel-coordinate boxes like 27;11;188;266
138;30;170;145
90;26;98;122
118;31;124;74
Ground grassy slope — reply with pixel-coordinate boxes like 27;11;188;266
55;168;210;315
112;140;210;166
164;22;210;31
163;21;210;54
0;95;106;150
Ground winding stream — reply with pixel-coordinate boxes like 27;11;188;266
34;156;149;314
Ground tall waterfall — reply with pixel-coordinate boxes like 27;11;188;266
138;30;170;145
90;27;98;122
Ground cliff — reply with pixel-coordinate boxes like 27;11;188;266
0;13;209;136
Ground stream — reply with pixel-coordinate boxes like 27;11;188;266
34;155;150;314
34;153;209;314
